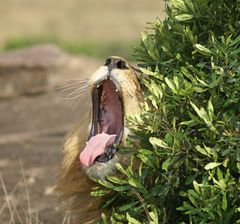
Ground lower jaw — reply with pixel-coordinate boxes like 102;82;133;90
83;155;119;180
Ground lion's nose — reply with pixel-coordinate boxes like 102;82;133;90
104;57;128;71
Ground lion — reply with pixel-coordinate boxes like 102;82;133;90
56;56;143;223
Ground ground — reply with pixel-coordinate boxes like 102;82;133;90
0;53;100;223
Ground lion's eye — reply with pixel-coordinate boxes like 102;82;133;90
116;60;128;70
105;58;111;66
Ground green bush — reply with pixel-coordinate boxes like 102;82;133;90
95;0;240;223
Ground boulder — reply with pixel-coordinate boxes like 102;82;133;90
0;44;69;98
0;44;100;98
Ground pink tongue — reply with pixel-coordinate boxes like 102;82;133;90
79;133;117;167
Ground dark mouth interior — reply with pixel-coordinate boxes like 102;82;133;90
88;80;123;162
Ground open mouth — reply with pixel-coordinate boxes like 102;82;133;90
79;80;124;167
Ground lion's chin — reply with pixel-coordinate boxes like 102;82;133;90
82;154;119;180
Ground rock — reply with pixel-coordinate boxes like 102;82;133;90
0;44;67;98
0;44;99;98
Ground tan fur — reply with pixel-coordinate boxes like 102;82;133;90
56;57;143;223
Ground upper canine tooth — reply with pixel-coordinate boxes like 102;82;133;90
116;89;118;92
97;85;100;88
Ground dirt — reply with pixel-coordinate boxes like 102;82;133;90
0;50;101;223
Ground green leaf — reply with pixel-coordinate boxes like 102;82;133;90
119;202;137;212
204;162;222;170
101;213;108;224
213;177;226;190
229;47;240;56
180;120;197;126
196;77;209;87
188;194;198;207
165;77;177;93
102;195;118;208
138;162;143;177
141;32;148;48
193;180;200;194
228;34;240;47
181;67;196;81
195;145;212;158
97;180;115;189
162;157;172;171
91;189;111;197
116;163;128;176
128;178;142;188
126;213;141;224
170;0;188;11
150;80;163;99
222;192;227;210
137;154;155;168
111;213;126;222
149;137;169;149
149;208;159;224
139;68;155;76
222;157;229;168
190;101;202;117
194;44;213;56
217;168;223;180
173;76;179;89
190;101;212;126
108;176;127;185
207;98;214;116
237;162;240;173
184;0;195;12
175;14;193;21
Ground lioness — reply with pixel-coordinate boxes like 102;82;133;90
56;56;143;223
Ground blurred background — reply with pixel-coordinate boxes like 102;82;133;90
0;0;165;223
1;0;165;58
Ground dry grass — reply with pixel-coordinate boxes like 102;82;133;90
0;165;42;224
0;163;71;224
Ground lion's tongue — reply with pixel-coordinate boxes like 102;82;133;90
79;133;117;167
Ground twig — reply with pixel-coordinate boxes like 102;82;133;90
133;192;152;222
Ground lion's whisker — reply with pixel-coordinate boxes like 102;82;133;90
64;94;85;100
62;84;88;93
65;86;88;97
70;94;90;112
59;82;88;90
63;78;89;82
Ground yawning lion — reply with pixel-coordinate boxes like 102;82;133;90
56;56;143;223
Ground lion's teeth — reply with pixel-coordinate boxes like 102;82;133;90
97;85;100;88
116;89;118;92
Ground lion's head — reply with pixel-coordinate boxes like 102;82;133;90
56;56;142;223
